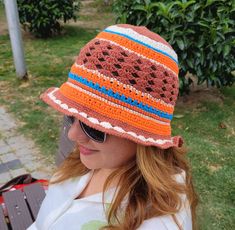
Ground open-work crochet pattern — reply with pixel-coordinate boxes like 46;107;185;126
41;24;183;149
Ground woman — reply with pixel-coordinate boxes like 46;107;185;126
28;24;197;230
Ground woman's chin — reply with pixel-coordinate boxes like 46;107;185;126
80;156;100;170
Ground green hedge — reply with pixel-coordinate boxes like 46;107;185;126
113;0;235;94
17;0;80;38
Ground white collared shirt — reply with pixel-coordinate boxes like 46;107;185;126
28;170;192;230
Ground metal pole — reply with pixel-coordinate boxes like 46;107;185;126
4;0;27;79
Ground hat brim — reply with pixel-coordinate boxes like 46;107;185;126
40;87;183;149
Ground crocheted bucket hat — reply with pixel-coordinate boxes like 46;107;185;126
40;24;183;149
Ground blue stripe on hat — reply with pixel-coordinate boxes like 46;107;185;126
69;72;173;120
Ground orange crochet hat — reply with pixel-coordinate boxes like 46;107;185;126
40;24;183;149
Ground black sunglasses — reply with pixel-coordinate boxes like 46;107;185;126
66;116;106;143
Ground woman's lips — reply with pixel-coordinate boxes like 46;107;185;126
79;145;98;155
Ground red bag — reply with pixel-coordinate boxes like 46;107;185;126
0;174;48;205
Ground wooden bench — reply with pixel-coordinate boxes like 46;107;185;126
0;183;46;230
0;116;71;230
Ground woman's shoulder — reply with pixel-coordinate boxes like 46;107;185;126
137;208;192;230
137;170;192;230
173;168;186;183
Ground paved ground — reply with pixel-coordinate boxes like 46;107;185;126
0;106;56;185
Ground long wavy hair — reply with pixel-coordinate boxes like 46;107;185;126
51;144;198;230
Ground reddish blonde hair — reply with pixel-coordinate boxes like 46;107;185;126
51;144;198;229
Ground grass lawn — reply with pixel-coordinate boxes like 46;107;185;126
173;88;235;229
0;2;234;229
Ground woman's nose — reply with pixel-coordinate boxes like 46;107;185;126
67;120;89;143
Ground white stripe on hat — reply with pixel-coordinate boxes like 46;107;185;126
105;25;178;62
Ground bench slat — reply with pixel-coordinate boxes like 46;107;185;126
23;183;46;220
0;205;8;230
3;190;33;230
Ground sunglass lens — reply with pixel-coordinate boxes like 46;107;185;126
80;121;105;143
66;116;75;125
